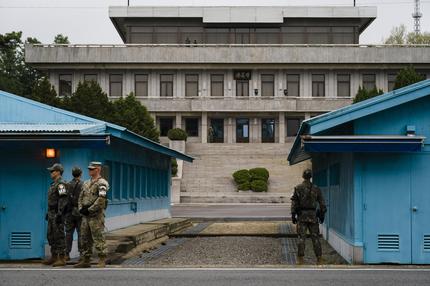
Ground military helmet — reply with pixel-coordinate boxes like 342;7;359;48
72;166;82;177
47;163;64;174
302;168;312;179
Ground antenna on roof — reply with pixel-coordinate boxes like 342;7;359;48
412;0;422;34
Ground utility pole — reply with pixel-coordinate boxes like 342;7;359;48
412;0;422;34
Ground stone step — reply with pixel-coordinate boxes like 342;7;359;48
180;195;291;204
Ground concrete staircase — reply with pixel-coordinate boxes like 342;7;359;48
180;143;310;203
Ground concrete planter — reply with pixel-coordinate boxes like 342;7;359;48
171;177;181;204
169;140;186;153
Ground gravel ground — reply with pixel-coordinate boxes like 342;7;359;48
200;222;281;235
146;236;285;266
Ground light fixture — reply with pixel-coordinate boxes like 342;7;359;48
284;89;288;96
254;89;258;95
45;148;57;159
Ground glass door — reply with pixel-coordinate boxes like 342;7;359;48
236;118;249;143
262;118;275;143
209;118;224;143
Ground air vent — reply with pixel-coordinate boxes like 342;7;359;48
378;234;399;251
424;235;430;252
9;232;31;249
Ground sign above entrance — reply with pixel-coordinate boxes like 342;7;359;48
234;70;251;80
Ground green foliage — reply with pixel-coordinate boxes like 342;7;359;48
237;182;251;191
0;31;43;97
171;158;178;177
233;169;251;184
249;168;269;182
384;24;430;44
111;93;160;142
54;34;70;44
250;180;268;192
394;66;426;90
31;77;61;107
353;86;384;104
167;128;188;141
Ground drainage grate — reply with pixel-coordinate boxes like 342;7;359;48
9;232;31;249
377;234;400;251
180;222;212;235
281;237;298;264
424;235;430;252
279;223;295;235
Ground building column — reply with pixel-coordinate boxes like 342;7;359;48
175;113;182;129
201;112;208;143
305;113;311;120
279;112;285;143
227;117;234;143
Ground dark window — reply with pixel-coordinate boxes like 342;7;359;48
262;118;275;143
185;74;199;97
185;118;199;137
211;74;224;97
234;28;250;44
388;74;397;91
286;74;300;97
312;74;325;97
236;80;249;97
135;74;148;97
160;74;173;97
209;118;224;143
59;74;72;97
337;74;351;97
363;74;376;91
109;74;123;97
261;74;274;97
287;118;304;137
84;74;97;82
159;118;173;137
236;118;250;143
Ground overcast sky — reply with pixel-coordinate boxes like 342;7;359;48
0;0;429;44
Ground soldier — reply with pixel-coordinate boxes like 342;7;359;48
64;167;84;261
42;163;68;267
291;168;327;265
74;162;109;268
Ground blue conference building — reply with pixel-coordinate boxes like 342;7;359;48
0;90;193;260
289;80;430;264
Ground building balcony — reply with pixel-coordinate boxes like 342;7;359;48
137;96;352;113
25;44;430;68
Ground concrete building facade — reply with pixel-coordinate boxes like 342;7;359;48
25;6;430;146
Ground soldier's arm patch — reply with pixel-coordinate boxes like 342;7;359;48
98;185;107;197
58;184;67;196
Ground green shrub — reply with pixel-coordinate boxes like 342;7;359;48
250;180;268;192
237;182;250;191
233;169;251;184
249;168;269;182
171;158;178;177
167;128;188;141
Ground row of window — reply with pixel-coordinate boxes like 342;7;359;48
59;72;400;98
106;161;169;201
159;117;304;140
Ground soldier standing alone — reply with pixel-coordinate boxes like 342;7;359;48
74;162;109;268
64;167;84;261
291;168;327;265
42;163;68;267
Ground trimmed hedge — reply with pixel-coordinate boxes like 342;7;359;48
233;169;251;184
249;168;269;182
250;180;268;192
167;128;188;141
237;182;251;191
171;158;178;177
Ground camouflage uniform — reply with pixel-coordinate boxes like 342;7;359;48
78;177;109;259
291;178;326;259
46;177;68;257
65;177;83;256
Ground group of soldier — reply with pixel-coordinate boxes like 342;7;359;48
42;161;109;268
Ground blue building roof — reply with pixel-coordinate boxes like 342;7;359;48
288;79;430;164
0;90;193;162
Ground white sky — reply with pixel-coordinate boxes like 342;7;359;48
0;0;429;44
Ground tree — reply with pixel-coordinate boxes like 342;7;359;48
384;24;430;44
31;77;61;107
64;80;114;121
394;66;426;90
54;34;70;44
111;93;160;142
353;86;384;104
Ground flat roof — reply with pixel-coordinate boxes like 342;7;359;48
109;6;377;42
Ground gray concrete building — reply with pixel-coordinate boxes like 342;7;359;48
25;6;430;203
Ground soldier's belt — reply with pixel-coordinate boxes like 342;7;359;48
301;208;316;211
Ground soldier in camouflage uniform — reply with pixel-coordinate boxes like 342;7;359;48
64;167;84;261
42;163;68;267
74;162;109;268
291;168;327;265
